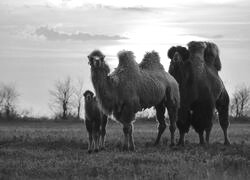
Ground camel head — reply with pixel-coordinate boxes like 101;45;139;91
87;50;106;68
204;42;219;59
87;50;110;74
204;42;221;71
83;90;94;102
167;46;189;75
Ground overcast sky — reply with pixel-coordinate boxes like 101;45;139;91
0;0;250;117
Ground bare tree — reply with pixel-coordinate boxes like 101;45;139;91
231;85;250;118
49;77;74;119
0;83;19;118
73;78;84;119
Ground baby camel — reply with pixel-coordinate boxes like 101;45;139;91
84;90;108;153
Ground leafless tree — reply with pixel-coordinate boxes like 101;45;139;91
0;83;19;118
73;78;84;120
231;85;250;118
49;77;74;119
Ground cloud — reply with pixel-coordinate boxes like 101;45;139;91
180;33;224;40
120;6;159;12
34;26;128;41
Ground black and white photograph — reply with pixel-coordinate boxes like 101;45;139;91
0;0;249;179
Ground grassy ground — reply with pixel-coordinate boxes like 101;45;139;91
0;120;249;180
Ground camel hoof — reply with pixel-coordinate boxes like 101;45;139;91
177;139;184;146
224;141;231;146
94;149;99;153
129;146;135;151
88;150;92;154
203;143;209;148
122;145;129;151
154;141;160;146
169;142;175;147
177;141;184;147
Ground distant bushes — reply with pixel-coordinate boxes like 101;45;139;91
230;116;250;123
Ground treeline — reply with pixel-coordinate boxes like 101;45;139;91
0;77;85;121
0;83;19;119
0;79;250;122
48;77;84;120
230;84;250;120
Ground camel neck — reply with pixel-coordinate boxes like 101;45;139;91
90;65;114;115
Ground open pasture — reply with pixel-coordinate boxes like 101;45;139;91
0;120;249;180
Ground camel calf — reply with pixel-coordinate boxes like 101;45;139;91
84;90;108;153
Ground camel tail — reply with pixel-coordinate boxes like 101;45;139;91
139;51;164;70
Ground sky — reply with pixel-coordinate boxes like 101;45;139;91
0;0;250;117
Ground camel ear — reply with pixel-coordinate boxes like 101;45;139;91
101;55;105;62
180;47;189;61
168;47;177;59
83;91;88;97
87;56;93;65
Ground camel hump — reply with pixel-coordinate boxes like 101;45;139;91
188;41;207;51
139;51;164;70
117;50;138;68
204;42;222;71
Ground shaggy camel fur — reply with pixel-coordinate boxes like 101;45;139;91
167;41;230;145
84;90;108;153
88;50;180;150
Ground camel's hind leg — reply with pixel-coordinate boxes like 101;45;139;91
168;107;178;146
120;106;135;151
199;131;205;145
154;102;166;146
122;123;135;151
177;109;192;146
85;119;93;153
216;90;230;145
205;124;213;144
194;101;213;145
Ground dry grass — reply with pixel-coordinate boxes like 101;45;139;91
0;120;249;180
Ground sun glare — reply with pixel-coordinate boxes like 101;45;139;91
46;0;239;9
47;0;84;8
101;22;208;71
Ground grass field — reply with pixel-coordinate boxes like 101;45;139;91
0;120;249;180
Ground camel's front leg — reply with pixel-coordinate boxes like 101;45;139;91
87;134;93;153
122;124;130;151
100;116;108;150
128;123;135;151
154;102;166;146
93;131;100;152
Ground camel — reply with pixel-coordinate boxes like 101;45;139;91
87;50;180;150
84;90;108;153
167;41;230;145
